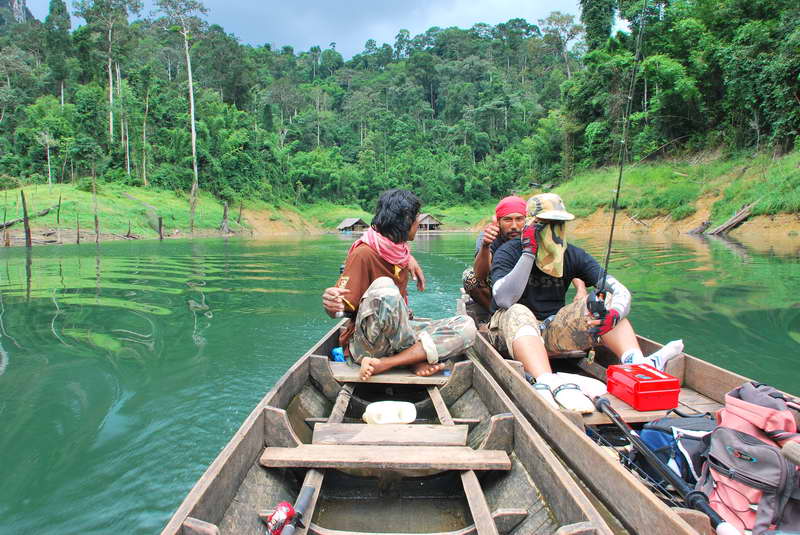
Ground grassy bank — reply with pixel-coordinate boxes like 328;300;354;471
557;150;800;223
0;182;248;238
2;149;798;242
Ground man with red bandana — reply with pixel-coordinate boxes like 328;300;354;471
463;196;587;321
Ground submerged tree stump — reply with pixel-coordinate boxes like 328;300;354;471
687;221;710;235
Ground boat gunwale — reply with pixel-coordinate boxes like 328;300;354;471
467;331;701;535
160;321;344;535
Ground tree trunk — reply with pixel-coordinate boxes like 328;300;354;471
183;27;200;233
142;88;149;186
561;49;572;79
60;80;64;108
45;141;52;187
93;172;99;244
107;26;115;142
21;190;32;248
219;201;230;234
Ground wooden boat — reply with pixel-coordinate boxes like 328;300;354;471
459;296;796;535
161;322;619;535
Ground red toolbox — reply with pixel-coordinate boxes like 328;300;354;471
606;363;680;411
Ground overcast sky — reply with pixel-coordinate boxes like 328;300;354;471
26;0;581;59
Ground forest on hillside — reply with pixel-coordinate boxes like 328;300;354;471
0;0;798;213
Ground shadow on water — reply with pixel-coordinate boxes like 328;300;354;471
0;232;797;533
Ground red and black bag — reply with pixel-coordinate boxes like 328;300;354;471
696;382;800;535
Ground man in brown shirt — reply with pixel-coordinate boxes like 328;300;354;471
322;189;477;380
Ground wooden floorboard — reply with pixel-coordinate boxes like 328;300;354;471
260;445;510;471
582;386;723;425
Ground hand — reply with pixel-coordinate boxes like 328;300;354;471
482;223;499;248
520;218;539;256
406;255;426;292
589;309;619;338
322;287;350;317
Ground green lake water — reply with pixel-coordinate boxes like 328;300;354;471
0;232;798;533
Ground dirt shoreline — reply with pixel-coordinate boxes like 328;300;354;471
4;201;799;255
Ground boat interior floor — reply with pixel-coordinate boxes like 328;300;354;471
216;357;567;535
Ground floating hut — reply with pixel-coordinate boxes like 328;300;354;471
417;213;442;231
336;217;369;232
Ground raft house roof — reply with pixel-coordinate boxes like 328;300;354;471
417;213;442;225
336;217;369;231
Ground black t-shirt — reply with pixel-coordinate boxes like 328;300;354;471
490;240;604;320
474;232;507;257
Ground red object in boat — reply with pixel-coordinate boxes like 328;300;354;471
606;363;680;411
266;501;296;535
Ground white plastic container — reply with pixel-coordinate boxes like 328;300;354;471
362;401;417;425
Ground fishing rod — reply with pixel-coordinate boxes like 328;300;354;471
589;0;650;320
594;397;740;535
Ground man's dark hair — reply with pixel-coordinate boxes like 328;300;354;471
372;189;421;243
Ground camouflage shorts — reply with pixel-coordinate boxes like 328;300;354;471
349;277;477;364
462;267;491;292
488;296;594;358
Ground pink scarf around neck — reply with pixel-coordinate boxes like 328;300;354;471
348;227;411;267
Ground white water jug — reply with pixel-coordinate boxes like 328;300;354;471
362;401;417;425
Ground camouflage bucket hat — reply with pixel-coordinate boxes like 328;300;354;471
527;193;575;221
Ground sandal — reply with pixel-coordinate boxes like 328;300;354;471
552;383;595;414
556;372;607;398
531;381;558;409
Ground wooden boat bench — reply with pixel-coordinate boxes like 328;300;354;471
311;422;469;446
258;379;515;535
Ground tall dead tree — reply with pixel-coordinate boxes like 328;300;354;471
155;0;207;233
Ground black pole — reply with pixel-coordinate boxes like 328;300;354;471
281;485;317;535
594;397;739;535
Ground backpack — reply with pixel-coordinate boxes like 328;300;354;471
631;412;717;487
696;382;800;535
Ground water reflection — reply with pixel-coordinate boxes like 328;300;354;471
0;232;797;533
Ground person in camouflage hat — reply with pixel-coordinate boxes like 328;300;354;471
322;189;477;380
462;195;587;323
488;193;684;413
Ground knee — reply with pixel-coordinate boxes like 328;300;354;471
364;276;401;300
368;276;397;291
458;315;478;347
508;303;536;321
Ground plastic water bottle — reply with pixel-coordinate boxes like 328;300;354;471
330;347;345;362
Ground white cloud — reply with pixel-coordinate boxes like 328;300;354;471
26;0;581;59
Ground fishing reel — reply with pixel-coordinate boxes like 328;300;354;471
587;289;608;320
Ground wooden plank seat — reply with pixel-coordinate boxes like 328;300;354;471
312;423;468;446
305;416;481;428
259;445;511;471
582;386;723;426
328;360;449;385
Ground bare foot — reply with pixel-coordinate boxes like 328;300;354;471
412;362;446;376
360;357;388;380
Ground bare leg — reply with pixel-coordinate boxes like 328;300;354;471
599;318;640;357
511;335;552;379
360;341;436;380
468;287;492;311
